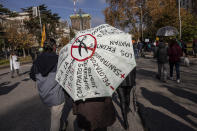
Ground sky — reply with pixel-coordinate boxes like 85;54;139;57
2;0;108;27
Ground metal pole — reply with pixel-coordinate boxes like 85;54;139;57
140;6;143;42
178;0;182;39
79;9;83;31
38;6;42;35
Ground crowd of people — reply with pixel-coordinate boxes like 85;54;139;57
29;39;137;131
133;38;197;59
132;38;197;84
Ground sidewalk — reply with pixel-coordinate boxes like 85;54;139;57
0;60;32;70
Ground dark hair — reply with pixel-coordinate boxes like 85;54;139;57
169;39;177;47
43;38;56;52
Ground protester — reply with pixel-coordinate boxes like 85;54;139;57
137;41;143;54
156;41;168;82
30;39;66;131
73;97;116;131
117;67;136;129
133;42;139;58
193;39;197;57
9;51;20;78
153;41;158;58
182;41;187;56
168;39;183;83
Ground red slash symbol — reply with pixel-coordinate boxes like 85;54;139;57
121;74;125;78
71;34;97;62
110;86;114;90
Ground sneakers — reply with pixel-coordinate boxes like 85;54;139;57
177;79;180;83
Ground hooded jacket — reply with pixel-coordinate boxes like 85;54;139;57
30;52;65;107
168;43;183;63
156;42;168;64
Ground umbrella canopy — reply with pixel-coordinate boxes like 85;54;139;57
156;26;179;36
56;24;136;101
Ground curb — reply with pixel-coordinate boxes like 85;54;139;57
0;61;32;70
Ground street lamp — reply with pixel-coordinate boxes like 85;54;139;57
178;0;182;39
133;6;144;42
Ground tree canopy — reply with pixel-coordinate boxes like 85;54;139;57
22;4;60;42
104;0;197;42
0;4;18;17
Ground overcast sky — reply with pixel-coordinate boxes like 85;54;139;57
2;0;108;27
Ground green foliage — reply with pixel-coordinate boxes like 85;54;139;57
22;4;60;42
0;4;18;17
0;59;9;65
182;15;197;42
0;4;11;15
0;56;32;66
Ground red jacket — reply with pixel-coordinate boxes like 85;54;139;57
168;43;183;63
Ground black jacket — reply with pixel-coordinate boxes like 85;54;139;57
156;42;168;64
30;52;65;107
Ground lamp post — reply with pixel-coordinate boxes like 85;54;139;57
140;6;143;42
178;0;182;39
38;6;42;35
133;6;143;42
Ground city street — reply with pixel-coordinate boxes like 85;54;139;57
136;57;197;131
0;56;197;131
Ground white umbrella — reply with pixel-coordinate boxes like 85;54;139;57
156;26;179;36
56;24;136;101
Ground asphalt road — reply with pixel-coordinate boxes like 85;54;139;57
0;64;143;131
0;56;196;131
136;57;197;131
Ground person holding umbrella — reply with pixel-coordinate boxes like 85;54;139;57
168;39;183;83
73;97;116;131
55;24;137;131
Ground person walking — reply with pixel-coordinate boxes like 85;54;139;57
10;51;20;78
117;67;136;129
73;97;116;131
30;39;66;131
156;41;168;82
133;42;139;58
168;39;183;83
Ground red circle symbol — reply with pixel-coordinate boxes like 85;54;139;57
71;34;97;62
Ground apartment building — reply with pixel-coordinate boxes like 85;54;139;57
70;13;91;31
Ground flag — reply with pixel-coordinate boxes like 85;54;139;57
41;25;46;47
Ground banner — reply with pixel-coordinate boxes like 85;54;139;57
41;25;46;47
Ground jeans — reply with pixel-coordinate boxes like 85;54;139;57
169;62;180;80
134;49;139;58
158;63;167;81
50;102;65;131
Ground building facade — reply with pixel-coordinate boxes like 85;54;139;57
177;0;195;12
70;13;91;31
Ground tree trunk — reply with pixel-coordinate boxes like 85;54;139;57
23;48;26;57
